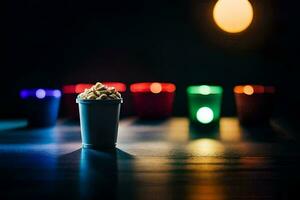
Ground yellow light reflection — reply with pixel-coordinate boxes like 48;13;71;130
219;118;242;142
150;82;162;94
213;0;253;33
185;157;226;200
165;118;189;143
132;158;173;200
187;139;224;156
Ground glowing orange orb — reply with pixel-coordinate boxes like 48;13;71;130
213;0;253;33
150;83;162;94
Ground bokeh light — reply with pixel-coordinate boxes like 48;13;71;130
243;85;254;95
103;82;126;93
198;85;211;95
130;83;176;93
35;89;46;99
150;82;162;94
196;107;214;124
75;84;93;94
213;0;253;33
188;139;225;156
53;90;62;98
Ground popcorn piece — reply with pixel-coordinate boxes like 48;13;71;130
78;82;122;100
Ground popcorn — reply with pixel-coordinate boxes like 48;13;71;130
78;82;122;100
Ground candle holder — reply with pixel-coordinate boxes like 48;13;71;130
20;88;61;127
187;85;223;129
130;82;176;119
234;85;275;126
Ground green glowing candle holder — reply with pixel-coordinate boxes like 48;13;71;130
187;85;223;128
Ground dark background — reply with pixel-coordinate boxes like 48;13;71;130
3;0;299;118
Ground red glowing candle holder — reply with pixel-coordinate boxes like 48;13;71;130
130;82;176;119
234;85;275;126
62;83;127;119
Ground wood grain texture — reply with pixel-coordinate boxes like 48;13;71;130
0;118;300;199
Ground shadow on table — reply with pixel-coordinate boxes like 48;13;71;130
241;124;280;142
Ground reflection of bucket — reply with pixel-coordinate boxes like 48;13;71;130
234;85;275;126
130;82;176;119
20;89;61;127
187;85;223;129
80;149;117;199
77;98;122;149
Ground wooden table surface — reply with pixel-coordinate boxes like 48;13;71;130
0;117;300;200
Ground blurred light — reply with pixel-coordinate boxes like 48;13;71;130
20;89;62;99
164;84;176;93
63;85;76;94
234;85;275;94
198;85;211;95
213;0;253;33
103;82;127;93
187;85;222;95
130;83;176;93
62;84;92;94
197;107;214;124
75;84;93;94
188;139;224;156
219;118;242;142
53;90;62;98
20;90;28;99
150;82;162;94
243;85;254;95
36;89;46;99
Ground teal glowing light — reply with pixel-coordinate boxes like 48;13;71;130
187;85;222;95
196;107;214;124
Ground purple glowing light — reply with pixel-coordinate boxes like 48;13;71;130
36;89;46;99
53;90;61;98
20;89;62;99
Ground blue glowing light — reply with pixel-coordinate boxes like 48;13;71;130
20;90;28;99
20;89;62;99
